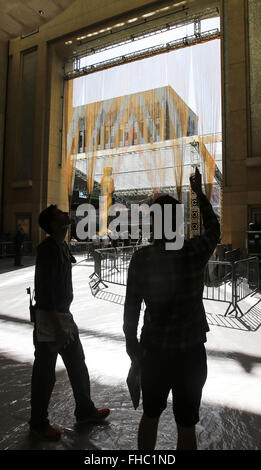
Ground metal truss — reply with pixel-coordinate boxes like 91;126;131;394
65;28;220;80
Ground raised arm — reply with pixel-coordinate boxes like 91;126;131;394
188;168;221;263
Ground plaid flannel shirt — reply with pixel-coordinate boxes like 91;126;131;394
123;194;220;357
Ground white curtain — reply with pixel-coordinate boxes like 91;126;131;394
66;38;221;200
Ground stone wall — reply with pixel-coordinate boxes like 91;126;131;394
2;0;261;250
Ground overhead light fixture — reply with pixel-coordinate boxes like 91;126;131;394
113;22;125;28
158;6;170;11
65;40;73;45
70;1;188;49
173;1;187;7
142;12;156;18
38;9;45;15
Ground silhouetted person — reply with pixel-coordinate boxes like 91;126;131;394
14;225;25;266
123;168;220;450
29;205;110;441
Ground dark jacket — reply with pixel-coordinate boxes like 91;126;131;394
34;237;73;312
14;230;25;247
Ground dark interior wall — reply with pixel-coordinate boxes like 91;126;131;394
0;40;8;233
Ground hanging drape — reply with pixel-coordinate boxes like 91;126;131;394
64;80;78;199
64;38;221;208
192;40;221;201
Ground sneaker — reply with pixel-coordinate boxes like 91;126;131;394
30;424;61;441
77;408;110;424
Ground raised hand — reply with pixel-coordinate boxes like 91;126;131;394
190;167;203;196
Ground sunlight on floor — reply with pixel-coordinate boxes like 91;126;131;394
1;259;261;450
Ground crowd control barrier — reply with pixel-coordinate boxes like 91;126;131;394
0;241;33;257
90;246;259;318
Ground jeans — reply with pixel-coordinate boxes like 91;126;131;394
30;325;95;429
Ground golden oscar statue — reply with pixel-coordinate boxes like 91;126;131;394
99;166;114;236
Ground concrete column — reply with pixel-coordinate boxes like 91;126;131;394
222;0;249;251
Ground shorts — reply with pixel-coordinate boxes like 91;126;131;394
140;343;207;427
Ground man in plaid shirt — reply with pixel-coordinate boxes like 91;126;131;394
123;168;220;450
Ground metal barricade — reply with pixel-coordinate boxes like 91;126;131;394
203;257;259;317
69;241;95;260
92;245;259;318
203;260;233;306
233;257;260;316
0;241;16;257
92;246;139;286
98;246;131;286
0;241;33;257
89;250;108;289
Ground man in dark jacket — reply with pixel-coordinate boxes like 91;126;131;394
123;169;220;450
14;225;25;266
29;205;110;440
